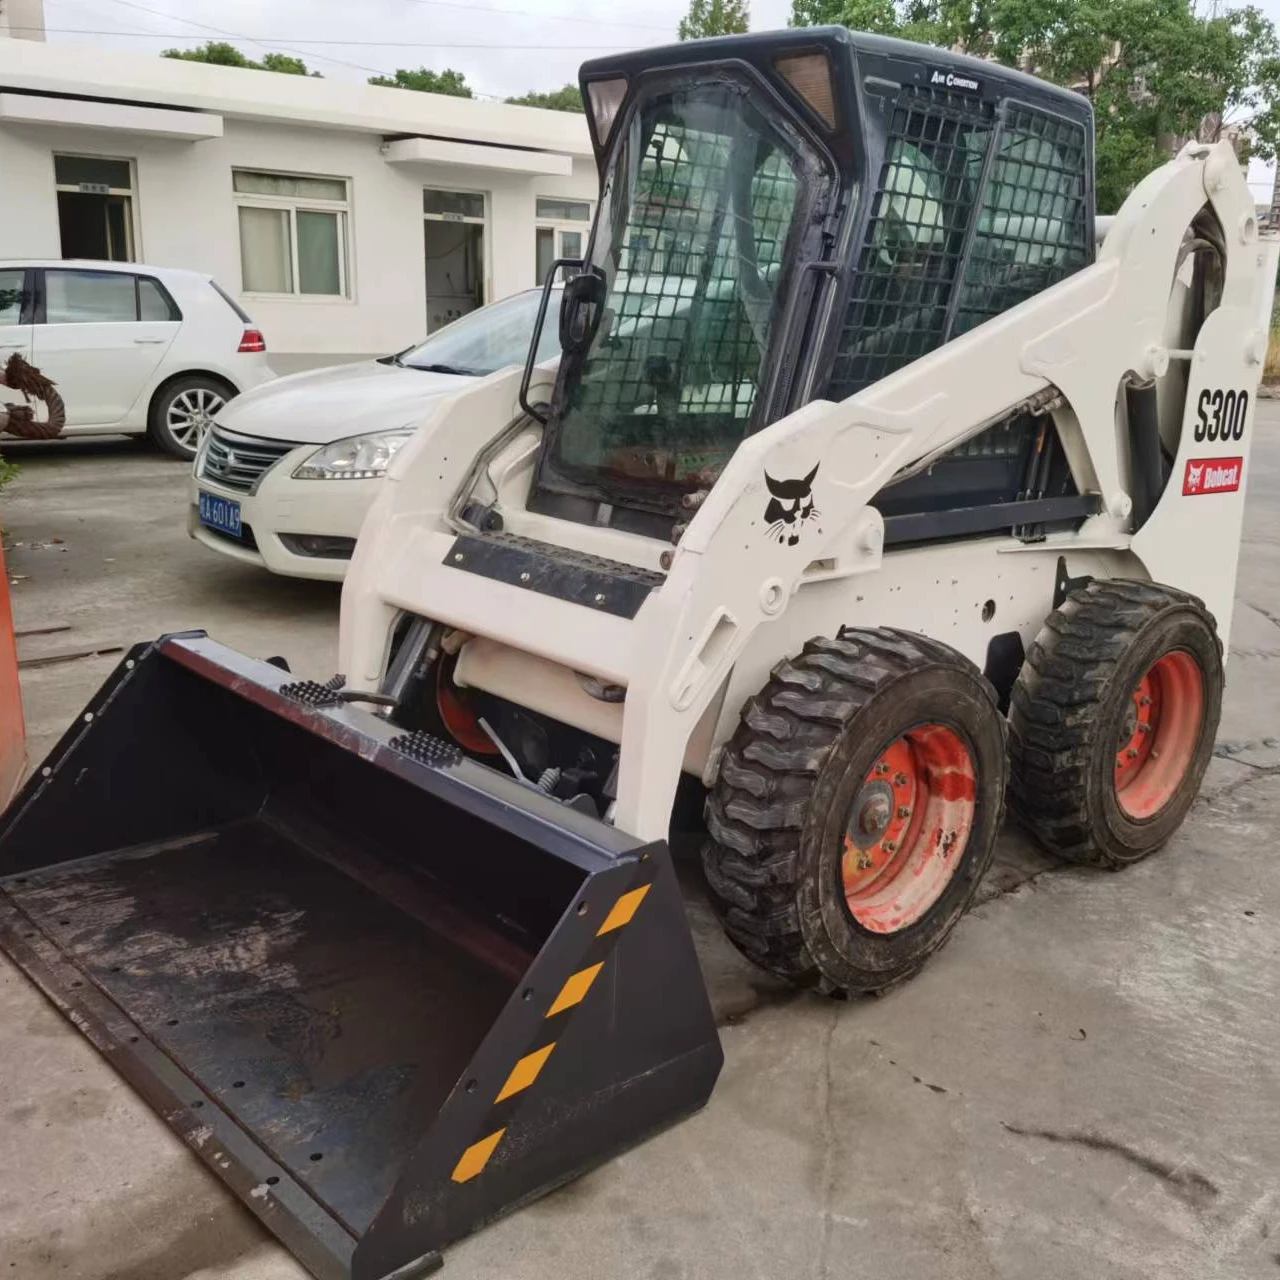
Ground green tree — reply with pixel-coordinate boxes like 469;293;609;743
679;0;750;40
162;41;321;76
789;0;849;23
506;84;584;112
790;0;1280;212
260;53;321;77
367;67;473;97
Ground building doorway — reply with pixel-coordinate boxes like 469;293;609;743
423;189;486;333
55;155;136;261
534;196;592;284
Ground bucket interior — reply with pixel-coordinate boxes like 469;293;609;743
0;651;592;1238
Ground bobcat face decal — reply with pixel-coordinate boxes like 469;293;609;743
763;463;820;546
1186;461;1204;491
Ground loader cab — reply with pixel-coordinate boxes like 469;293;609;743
525;28;1095;539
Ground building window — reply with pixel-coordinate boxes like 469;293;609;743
54;155;136;262
423;188;487;333
234;170;350;297
423;189;486;221
535;196;592;284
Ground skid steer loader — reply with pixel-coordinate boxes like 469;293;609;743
2;25;1276;1280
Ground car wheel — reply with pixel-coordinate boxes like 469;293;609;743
148;376;233;460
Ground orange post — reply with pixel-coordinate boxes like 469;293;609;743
0;539;25;808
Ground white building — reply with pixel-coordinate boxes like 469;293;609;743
0;38;597;370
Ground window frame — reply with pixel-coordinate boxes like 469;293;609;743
424;188;488;223
53;152;138;263
233;168;352;300
422;186;490;320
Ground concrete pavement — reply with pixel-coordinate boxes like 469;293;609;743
2;419;1280;1279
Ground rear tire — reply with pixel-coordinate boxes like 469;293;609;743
702;628;1007;995
148;375;233;460
1008;579;1223;868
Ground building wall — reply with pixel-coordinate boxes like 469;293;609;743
0;116;598;370
0;0;45;40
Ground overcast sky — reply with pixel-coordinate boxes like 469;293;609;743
33;0;1279;196
38;0;795;97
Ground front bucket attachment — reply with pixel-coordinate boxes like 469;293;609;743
0;635;722;1280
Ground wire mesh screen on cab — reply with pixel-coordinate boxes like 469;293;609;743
829;87;1090;400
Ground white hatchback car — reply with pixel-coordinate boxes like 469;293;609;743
189;288;560;581
0;259;274;458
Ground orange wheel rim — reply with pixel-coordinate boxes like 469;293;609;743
841;724;976;935
1114;650;1204;820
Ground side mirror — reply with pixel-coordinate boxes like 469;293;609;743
519;258;583;426
558;270;606;354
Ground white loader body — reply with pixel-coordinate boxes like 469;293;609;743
341;140;1277;841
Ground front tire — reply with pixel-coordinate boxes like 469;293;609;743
702;629;1008;995
1008;579;1223;868
148;376;233;460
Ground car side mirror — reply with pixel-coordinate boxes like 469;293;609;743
559;270;606;354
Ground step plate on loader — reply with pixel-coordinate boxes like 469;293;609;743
0;635;722;1280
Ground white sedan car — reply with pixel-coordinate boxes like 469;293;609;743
189;288;560;580
0;259;273;458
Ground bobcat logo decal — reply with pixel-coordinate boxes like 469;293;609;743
1186;461;1204;490
764;464;820;546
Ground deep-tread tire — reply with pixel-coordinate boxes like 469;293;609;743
702;628;1008;995
1008;579;1223;869
147;375;234;460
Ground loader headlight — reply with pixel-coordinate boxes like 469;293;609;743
293;430;413;480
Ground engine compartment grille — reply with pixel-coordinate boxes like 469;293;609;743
199;428;296;493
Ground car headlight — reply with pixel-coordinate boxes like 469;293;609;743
292;430;413;480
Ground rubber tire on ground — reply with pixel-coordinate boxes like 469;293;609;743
702;628;1008;995
147;375;232;460
1008;579;1223;869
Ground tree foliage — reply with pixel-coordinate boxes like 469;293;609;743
790;0;1280;211
506;84;584;112
679;0;750;40
162;41;321;76
367;67;473;97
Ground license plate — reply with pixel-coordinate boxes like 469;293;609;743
198;491;242;538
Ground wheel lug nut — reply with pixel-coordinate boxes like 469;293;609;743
1139;696;1152;707
894;772;908;786
1127;747;1139;759
1138;723;1152;734
882;841;897;853
898;806;911;819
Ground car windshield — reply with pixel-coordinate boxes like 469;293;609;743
397;290;562;376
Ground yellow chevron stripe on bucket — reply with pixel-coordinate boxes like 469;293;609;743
597;884;651;935
451;1128;506;1183
546;961;604;1017
495;1043;556;1103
